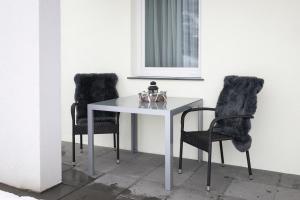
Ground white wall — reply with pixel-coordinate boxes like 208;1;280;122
61;0;300;175
0;0;61;192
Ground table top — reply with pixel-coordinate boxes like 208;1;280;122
88;96;202;115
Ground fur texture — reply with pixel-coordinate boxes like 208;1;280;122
214;75;264;152
74;73;118;123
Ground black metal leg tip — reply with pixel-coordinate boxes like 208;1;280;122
206;186;210;192
72;162;76;167
178;169;182;174
249;175;253;180
116;160;120;164
221;163;225;167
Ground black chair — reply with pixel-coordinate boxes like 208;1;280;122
71;73;120;166
179;76;264;191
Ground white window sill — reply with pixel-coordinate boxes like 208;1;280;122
127;76;204;81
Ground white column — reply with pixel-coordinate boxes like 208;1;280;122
0;0;61;192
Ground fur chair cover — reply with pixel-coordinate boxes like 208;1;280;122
214;76;264;152
74;73;118;123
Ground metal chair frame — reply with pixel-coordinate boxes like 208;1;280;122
179;107;253;191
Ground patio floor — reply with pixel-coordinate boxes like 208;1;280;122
1;141;300;200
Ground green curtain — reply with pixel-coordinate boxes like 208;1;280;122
145;0;198;68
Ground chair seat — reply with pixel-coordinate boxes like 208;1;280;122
74;117;118;135
182;131;233;152
77;116;116;125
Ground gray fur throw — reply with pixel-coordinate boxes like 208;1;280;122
214;76;264;152
74;73;118;122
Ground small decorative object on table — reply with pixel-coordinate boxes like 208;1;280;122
138;81;167;102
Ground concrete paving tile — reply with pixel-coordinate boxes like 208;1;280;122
116;193;163;200
143;167;192;187
108;162;160;179
27;183;76;200
94;174;137;189
143;158;200;187
210;163;281;186
274;186;300;200
100;149;139;163
213;195;246;200
115;195;135;200
125;180;170;199
224;181;276;200
62;168;95;187
167;187;211;200
0;183;28;197
173;157;203;172
183;164;233;195
62;142;112;166
0;182;77;200
132;153;164;167
3;142;299;200
60;182;124;200
62;163;73;172
279;173;300;190
75;157;120;174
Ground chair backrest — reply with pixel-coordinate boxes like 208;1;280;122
74;73;118;121
215;75;264;137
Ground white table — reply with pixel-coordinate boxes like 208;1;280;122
87;96;203;191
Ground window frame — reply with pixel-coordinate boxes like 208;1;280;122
131;0;202;78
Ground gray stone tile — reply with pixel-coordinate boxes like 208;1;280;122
224;181;276;200
116;193;163;200
173;157;203;172
167;187;211;200
2;143;298;200
143;158;200;187
62;168;95;187
274;187;300;200
0;183;28;197
109;162;160;180
62;163;73;172
183;164;233;194
125;180;170;199
115;196;134;200
100;149;139;163
75;157;120;174
132;153;164;167
169;190;246;200
279;173;300;190
62;141;112;165
60;182;125;200
213;163;281;186
94;174;137;189
27;183;76;200
249;169;281;186
213;195;246;200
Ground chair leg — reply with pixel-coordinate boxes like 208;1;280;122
207;143;212;192
219;141;224;167
80;133;83;153
178;136;183;174
72;133;76;166
113;133;116;151
246;150;253;179
116;132;120;164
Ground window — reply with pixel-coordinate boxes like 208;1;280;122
131;0;201;78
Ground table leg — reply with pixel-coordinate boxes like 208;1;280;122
165;112;173;191
88;107;95;176
131;113;138;153
198;99;204;163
